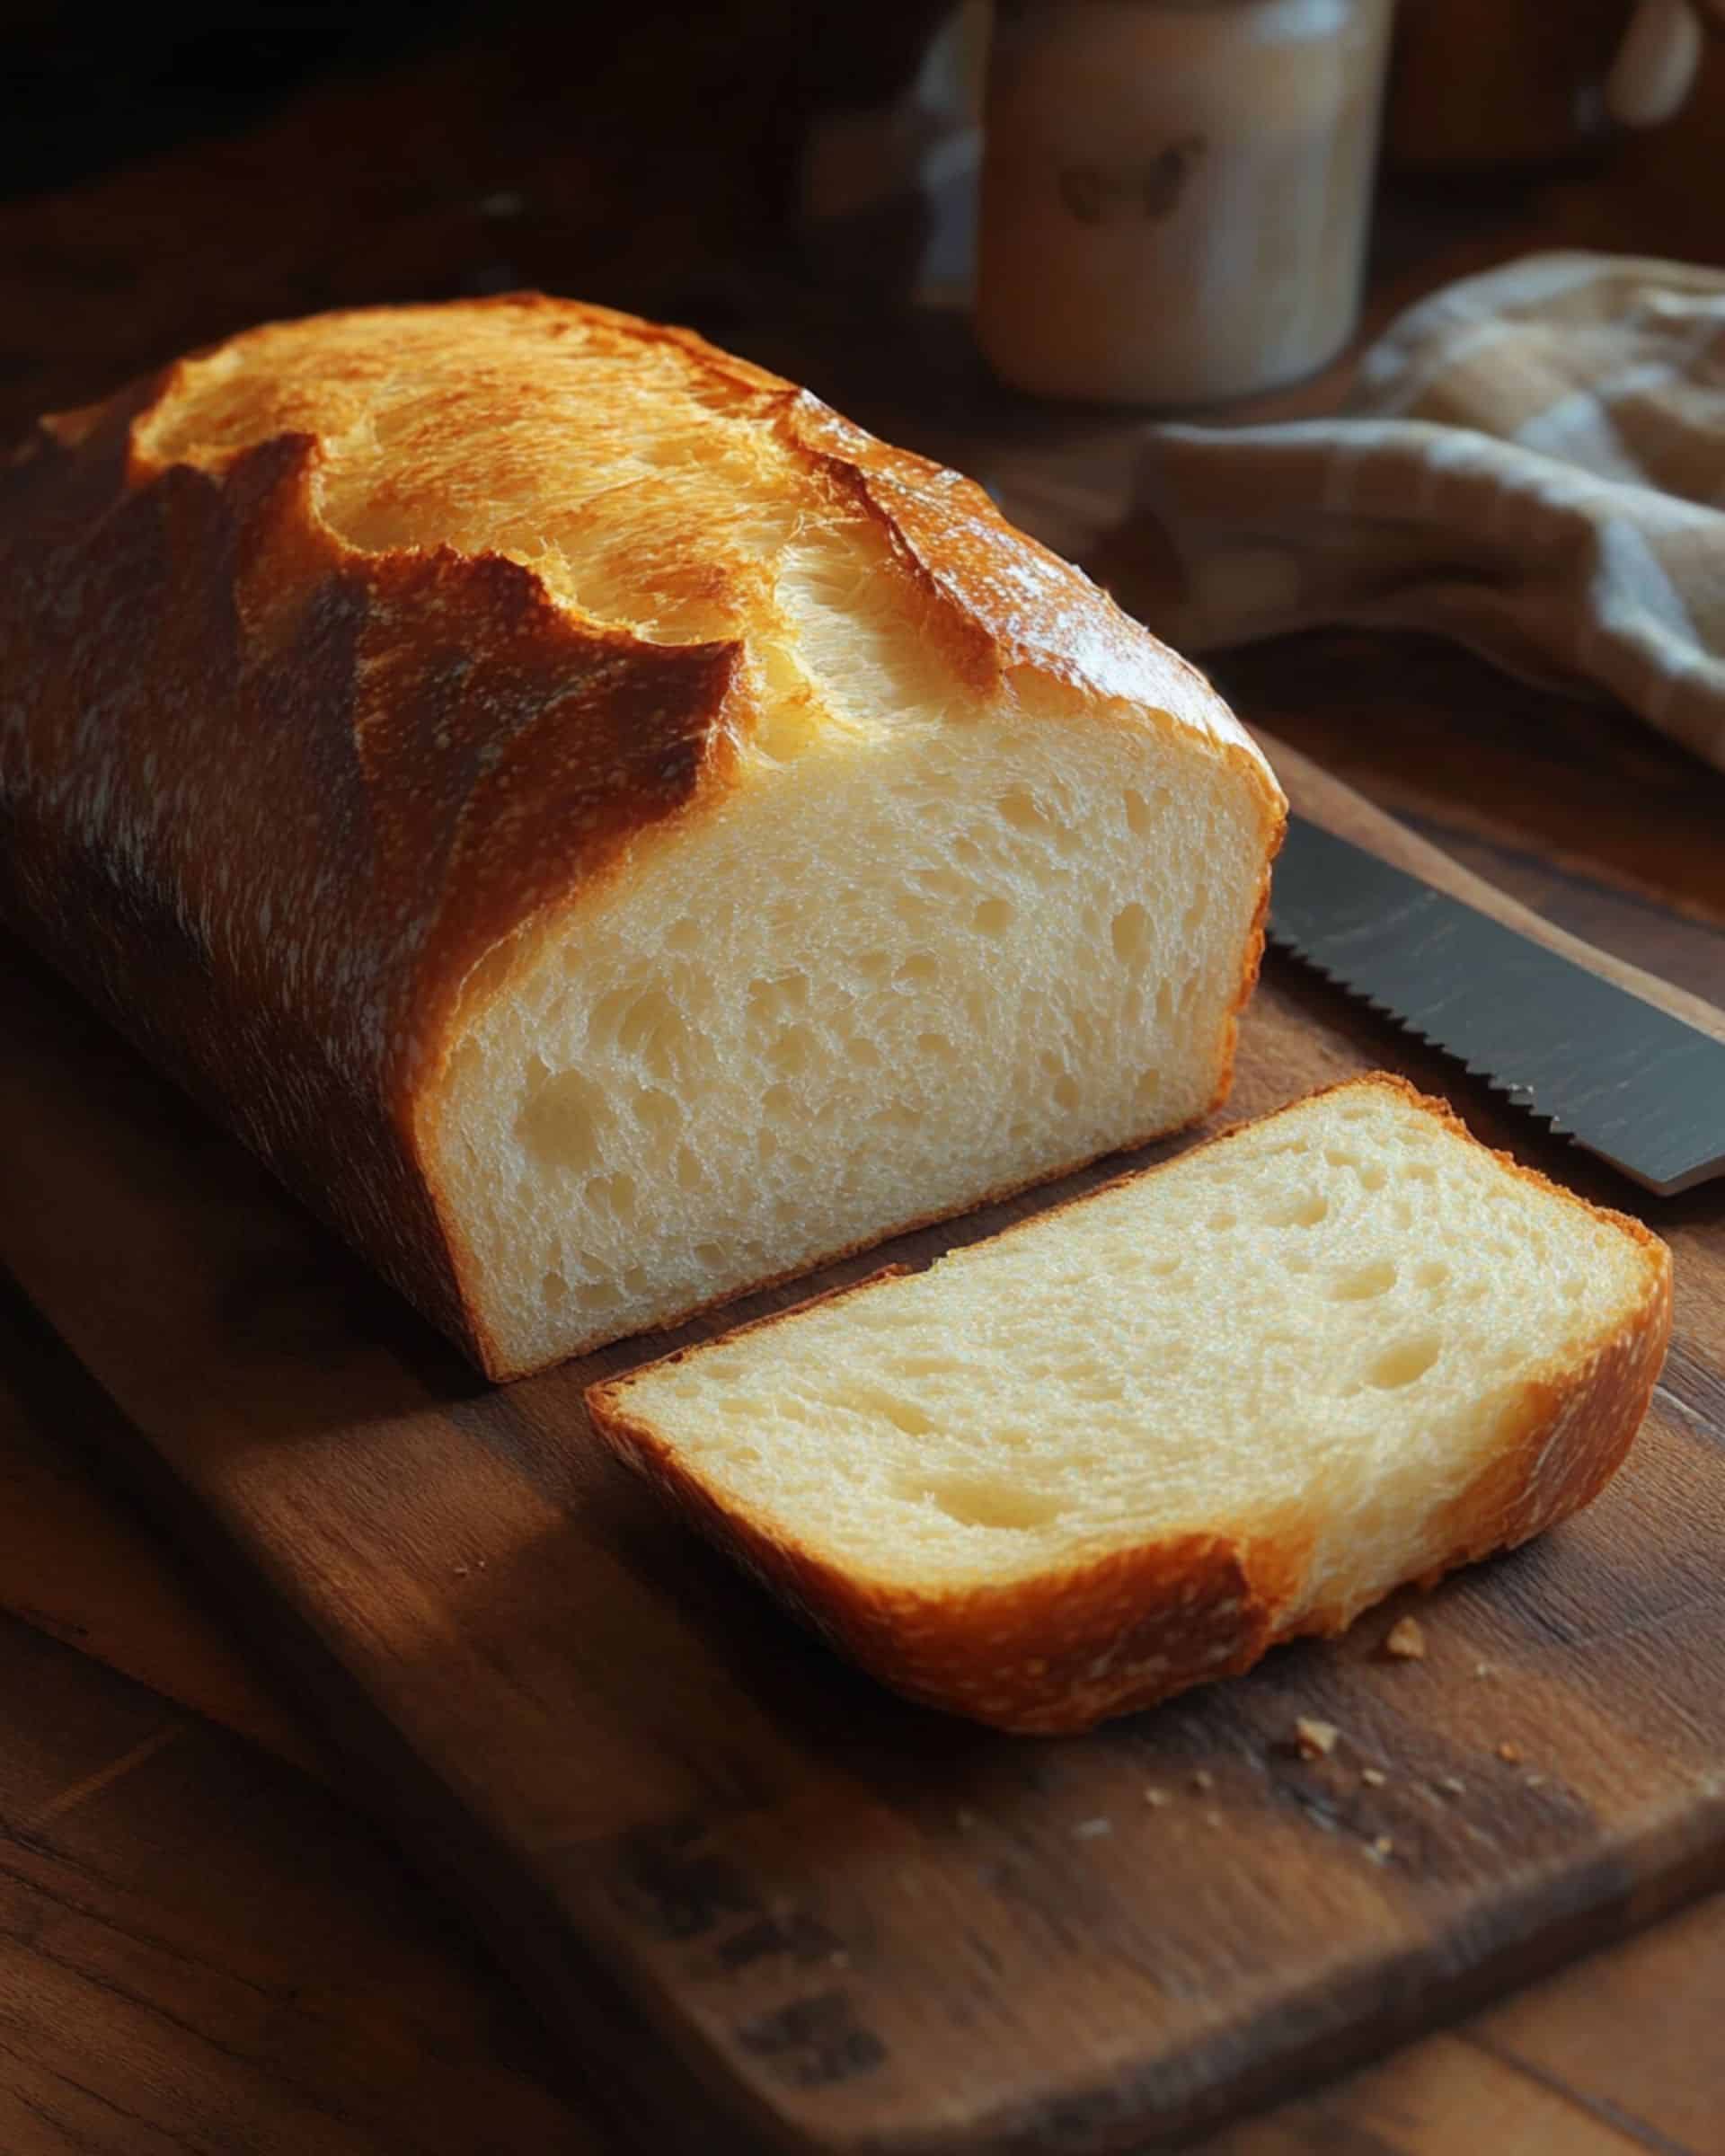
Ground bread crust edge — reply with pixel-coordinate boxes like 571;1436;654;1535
585;1074;1674;1734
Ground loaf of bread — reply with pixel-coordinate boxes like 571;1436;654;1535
588;1076;1671;1732
0;296;1282;1377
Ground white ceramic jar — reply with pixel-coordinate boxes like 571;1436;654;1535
976;0;1395;405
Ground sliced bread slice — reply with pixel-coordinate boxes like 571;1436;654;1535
586;1075;1672;1732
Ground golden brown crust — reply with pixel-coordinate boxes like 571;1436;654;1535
587;1074;1673;1734
0;293;1278;1375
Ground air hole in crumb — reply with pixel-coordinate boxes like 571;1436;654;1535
1122;787;1157;839
1209;1210;1237;1232
917;1031;957;1064
997;786;1056;840
665;917;700;953
891;1355;964;1380
915;866;968;898
1111;903;1152;966
769;1025;816;1076
748;974;809;1027
588;1172;638;1222
905;1474;1062;1532
974;897;1014;937
898;953;939;987
1329;1259;1396;1302
598;985;691;1082
1358;1162;1388;1191
1415;1259;1451;1291
543;1269;568;1307
1265;1191;1329;1227
1053;1074;1080;1111
632;1086;681;1136
1367;1335;1442;1389
839;1388;936;1436
517;1066;607;1175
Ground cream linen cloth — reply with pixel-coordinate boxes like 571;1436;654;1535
1134;252;1725;773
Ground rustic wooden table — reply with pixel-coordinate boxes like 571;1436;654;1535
3;27;1724;2152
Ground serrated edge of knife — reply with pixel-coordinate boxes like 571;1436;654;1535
1264;920;1587;1146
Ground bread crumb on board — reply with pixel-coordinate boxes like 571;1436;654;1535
1191;1769;1216;1792
1497;1740;1524;1764
1361;1766;1389;1789
1292;1717;1341;1760
1073;1816;1112;1840
1384;1615;1428;1661
1370;1833;1395;1861
1144;1786;1172;1808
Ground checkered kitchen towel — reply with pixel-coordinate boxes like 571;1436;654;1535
1135;252;1725;772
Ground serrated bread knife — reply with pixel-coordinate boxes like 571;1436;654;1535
1260;737;1725;1197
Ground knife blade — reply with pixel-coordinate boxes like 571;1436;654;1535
1266;814;1725;1196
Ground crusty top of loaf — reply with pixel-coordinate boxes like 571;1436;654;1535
3;293;1272;1108
125;294;1264;735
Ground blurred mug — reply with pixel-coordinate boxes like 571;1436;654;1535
975;0;1395;407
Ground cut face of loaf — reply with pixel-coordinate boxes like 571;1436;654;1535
588;1076;1672;1733
0;296;1281;1379
437;701;1264;1374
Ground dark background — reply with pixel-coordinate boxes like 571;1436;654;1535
3;3;470;198
0;1;950;206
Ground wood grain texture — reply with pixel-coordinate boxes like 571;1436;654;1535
0;1293;318;1775
1;911;1722;2154
0;1611;608;2156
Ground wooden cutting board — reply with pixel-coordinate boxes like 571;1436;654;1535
3;761;1723;2156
